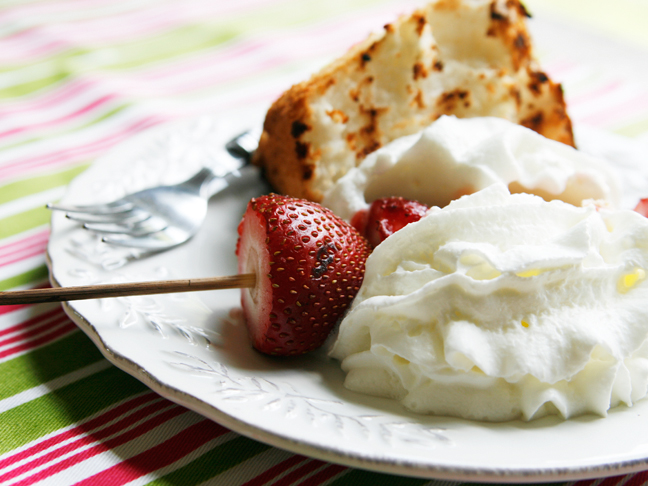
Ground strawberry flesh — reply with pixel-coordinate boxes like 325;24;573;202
357;197;429;248
236;194;371;356
635;198;648;217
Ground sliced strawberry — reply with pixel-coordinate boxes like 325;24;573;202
635;198;648;217
359;197;428;248
236;194;371;356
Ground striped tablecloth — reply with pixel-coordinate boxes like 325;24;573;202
2;0;648;485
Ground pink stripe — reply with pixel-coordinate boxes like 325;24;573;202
0;230;49;257
0;0;125;21
0;8;384;148
140;10;394;86
74;419;229;486
0;392;160;471
0;305;64;338
0;399;176;483
0;247;47;268
567;80;625;108
0;313;69;348
0;239;50;268
241;455;308;486
0;80;92;117
0;0;397;132
35;0;277;47
0;94;118;142
0;38;67;64
17;407;193;486
0;321;77;360
0;116;166;181
578;92;648;128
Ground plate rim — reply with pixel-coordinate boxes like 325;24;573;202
45;114;648;483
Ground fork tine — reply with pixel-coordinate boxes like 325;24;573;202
47;200;134;214
84;216;168;236
101;227;188;251
65;209;149;225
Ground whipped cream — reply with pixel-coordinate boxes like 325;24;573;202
322;116;620;221
329;184;648;421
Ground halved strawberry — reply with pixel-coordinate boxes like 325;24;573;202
354;197;428;248
236;194;371;356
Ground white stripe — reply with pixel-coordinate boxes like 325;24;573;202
22;410;203;486
0;359;111;414
0;104;162;168
0;254;47;285
194;447;304;486
0;84;120;133
0;308;67;352
0;187;64;220
0;0;175;34
122;430;240;486
0;302;60;332
0;391;163;474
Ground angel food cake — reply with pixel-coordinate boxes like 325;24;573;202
254;0;574;202
329;184;648;422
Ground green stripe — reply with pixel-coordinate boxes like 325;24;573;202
0;362;148;454
145;436;270;486
0;27;237;99
0;0;391;99
0;330;105;400
0;70;68;100
614;118;648;138
328;470;429;486
0;206;51;240
0;265;49;291
0;164;88;205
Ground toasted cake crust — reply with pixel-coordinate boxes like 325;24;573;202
254;0;575;202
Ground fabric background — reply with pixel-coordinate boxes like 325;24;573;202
1;0;648;484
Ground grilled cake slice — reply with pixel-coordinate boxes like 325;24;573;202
253;0;574;202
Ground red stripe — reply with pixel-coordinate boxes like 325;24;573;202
0;313;70;347
13;406;190;486
73;419;229;486
241;455;308;486
0;399;175;483
0;321;77;359
597;474;629;486
0;392;159;470
0;304;62;337
620;470;648;486
300;464;347;485
0;284;51;317
571;479;598;486
272;459;326;486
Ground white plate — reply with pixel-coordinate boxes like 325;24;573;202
47;114;648;483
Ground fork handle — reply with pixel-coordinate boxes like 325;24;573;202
0;274;256;305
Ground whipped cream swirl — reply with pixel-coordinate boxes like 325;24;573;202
322;115;620;221
329;185;648;421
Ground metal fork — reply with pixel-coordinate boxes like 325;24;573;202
47;129;259;252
